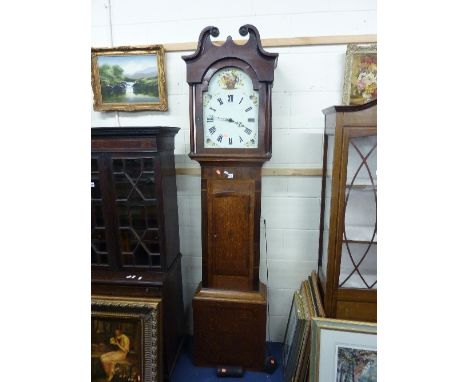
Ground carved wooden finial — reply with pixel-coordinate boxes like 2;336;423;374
182;25;278;84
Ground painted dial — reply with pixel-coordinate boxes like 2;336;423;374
203;67;259;149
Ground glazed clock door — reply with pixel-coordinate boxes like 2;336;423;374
207;179;255;291
203;67;259;149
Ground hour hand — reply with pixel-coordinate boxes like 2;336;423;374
233;120;246;128
214;116;234;122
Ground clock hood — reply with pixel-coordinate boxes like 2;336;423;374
182;25;278;84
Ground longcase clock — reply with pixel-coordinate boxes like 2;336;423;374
183;25;278;370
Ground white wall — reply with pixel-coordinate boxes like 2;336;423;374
91;0;377;342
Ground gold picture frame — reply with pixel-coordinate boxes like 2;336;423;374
91;295;162;382
310;271;326;318
309;318;377;382
91;45;168;111
342;43;377;105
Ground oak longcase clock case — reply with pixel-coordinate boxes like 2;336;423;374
183;25;278;370
318;100;377;322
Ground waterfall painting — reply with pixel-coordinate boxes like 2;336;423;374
92;45;168;111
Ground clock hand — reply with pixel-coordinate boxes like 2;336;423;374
213;116;235;122
213;116;247;128
233;121;246;128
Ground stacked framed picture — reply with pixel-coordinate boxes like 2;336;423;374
91;296;163;382
283;291;306;382
309;318;377;382
283;271;325;382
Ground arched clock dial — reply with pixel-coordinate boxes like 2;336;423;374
203;67;259;148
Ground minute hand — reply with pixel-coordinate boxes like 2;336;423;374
214;116;235;122
214;116;246;128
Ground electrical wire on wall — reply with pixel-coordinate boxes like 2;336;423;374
105;0;121;127
262;217;272;348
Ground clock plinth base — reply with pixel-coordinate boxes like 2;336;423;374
192;282;267;371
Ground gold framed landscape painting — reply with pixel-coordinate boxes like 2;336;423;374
91;45;168;111
342;44;377;105
91;295;162;382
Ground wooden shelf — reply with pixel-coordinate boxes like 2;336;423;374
175;167;323;176
345;184;376;190
163;34;377;52
342;239;377;245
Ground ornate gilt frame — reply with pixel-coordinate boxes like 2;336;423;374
91;295;162;382
309;317;377;382
91;45;168;111
310;271;326;317
342;43;377;105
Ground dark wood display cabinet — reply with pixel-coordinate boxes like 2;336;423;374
317;100;377;322
91;127;185;380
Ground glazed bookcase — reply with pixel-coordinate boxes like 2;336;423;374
91;127;185;379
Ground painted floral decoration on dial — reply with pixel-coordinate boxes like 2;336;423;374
203;67;259;148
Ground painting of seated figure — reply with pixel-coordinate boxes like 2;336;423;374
91;296;161;382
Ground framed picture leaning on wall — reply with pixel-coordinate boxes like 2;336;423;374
342;44;377;105
283;291;305;381
91;295;162;382
91;45;168;111
309;318;377;382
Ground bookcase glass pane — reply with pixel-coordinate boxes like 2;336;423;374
340;134;377;289
114;173;132;199
346;135;377;186
91;173;101;200
112;157;161;268
91;157;109;266
344;188;376;242
142;228;160;253
339;243;376;288
114;158;156;201
130;205;146;236
318;134;334;284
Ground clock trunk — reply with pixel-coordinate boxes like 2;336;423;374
202;164;261;291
